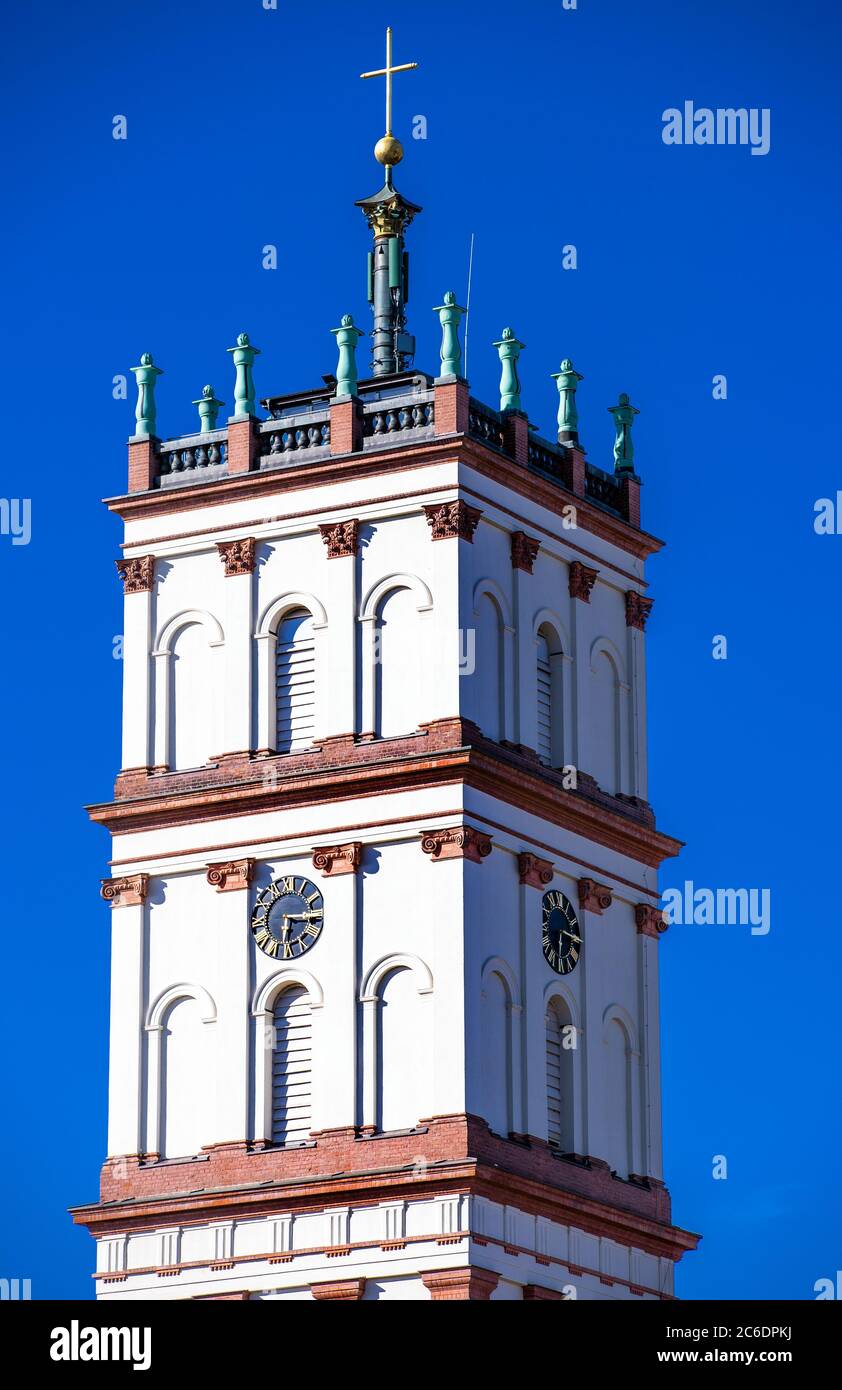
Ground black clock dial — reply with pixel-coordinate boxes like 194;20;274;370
541;890;582;975
251;875;324;959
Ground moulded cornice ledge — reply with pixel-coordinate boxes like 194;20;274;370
87;752;682;869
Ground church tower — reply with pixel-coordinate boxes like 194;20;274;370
72;29;698;1300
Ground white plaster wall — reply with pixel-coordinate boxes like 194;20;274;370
121;457;648;789
108;794;660;1173
462;827;654;1178
149;550;225;768
106;452;667;1297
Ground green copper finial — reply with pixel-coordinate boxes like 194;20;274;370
433;291;467;379
192;384;225;433
608;392;640;474
331;314;366;398
493;327;525;412
130;353;163;438
551;358;584;443
227;333;261;418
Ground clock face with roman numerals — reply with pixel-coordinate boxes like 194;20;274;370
251;876;324;959
542;890;582;975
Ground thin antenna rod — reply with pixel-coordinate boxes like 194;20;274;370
464;232;475;379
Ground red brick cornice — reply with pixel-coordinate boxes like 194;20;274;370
523;1283;566;1300
72;1115;699;1265
423;499;482;542
421;825;493;863
518;852;553;888
569;560;599;602
206;859;254;892
510;530;541;573
89;728;682;869
115;555;155;594
105;433;662;561
101;874;148;907
319;519;360;559
216;537;256;576
312;842;362;877
578;877;614;914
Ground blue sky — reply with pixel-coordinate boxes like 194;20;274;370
0;0;839;1300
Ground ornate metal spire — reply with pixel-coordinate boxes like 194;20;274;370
356;27;421;377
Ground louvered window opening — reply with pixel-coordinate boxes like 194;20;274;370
272;987;312;1146
546;1012;563;1149
276;614;315;752
537;640;552;766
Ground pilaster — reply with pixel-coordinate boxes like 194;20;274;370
207;860;253;1145
321;522;358;738
312;845;359;1130
217;540;255;757
101;875;149;1158
433;377;470;436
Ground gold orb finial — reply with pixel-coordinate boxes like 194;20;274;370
375;133;404;167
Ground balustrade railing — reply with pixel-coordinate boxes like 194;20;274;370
151;384;632;526
363;395;435;439
157;431;228;482
259;417;331;461
468;399;506;452
585;463;623;514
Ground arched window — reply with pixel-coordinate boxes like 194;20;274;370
271;986;313;1145
480;971;511;1136
375;588;422;737
170;622;213;769
537;623;564;767
474;593;505;740
160;996;212;1158
546;998;574;1152
376;967;427;1131
604;1017;633;1178
591;650;620;793
276;609;316;752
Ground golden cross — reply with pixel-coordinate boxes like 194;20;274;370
360;26;418;137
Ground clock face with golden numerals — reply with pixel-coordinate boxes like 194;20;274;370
251;876;324;959
541;890;582;975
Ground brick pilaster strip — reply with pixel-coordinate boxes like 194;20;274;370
227;417;256;475
127;438;157;494
433;378;470;436
329;399;362;456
